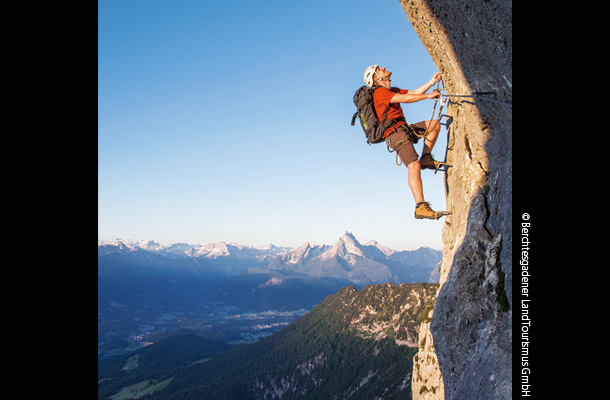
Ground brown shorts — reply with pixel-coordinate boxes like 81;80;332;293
386;122;426;167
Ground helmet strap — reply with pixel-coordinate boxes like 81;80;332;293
375;71;391;84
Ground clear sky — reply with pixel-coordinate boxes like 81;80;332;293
98;0;449;251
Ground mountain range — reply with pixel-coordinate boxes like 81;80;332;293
99;232;441;286
98;232;441;348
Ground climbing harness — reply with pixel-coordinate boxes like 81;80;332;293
385;124;422;167
385;126;451;172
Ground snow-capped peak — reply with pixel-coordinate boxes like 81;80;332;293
320;232;365;259
98;238;289;260
364;240;395;257
98;239;164;252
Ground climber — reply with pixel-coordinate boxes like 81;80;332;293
363;65;449;220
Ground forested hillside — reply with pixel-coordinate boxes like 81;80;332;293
98;283;436;399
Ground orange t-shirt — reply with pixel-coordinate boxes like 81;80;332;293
373;87;409;138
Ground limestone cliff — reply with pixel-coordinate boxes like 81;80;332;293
397;1;512;399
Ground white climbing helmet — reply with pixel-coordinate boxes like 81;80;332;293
364;65;379;87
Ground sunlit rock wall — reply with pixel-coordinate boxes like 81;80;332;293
398;1;512;399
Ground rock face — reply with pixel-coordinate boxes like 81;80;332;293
336;283;438;348
397;1;512;399
411;307;444;399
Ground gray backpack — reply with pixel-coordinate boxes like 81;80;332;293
350;86;403;144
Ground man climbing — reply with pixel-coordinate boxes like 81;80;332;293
363;65;448;220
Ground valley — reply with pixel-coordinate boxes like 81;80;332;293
98;283;438;400
99;306;310;359
98;233;441;360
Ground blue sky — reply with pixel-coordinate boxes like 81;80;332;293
98;0;449;251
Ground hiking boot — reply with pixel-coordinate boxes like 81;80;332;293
420;153;449;170
414;202;447;220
